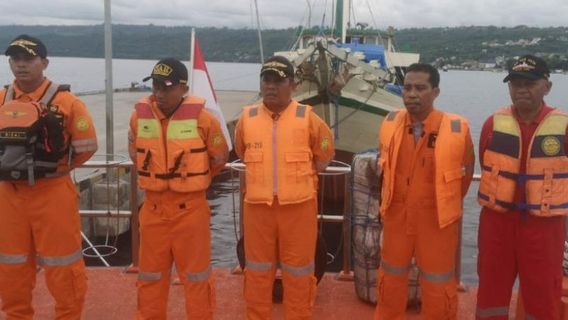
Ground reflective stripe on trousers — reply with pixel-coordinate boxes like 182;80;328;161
186;265;211;282
476;306;509;318
37;249;83;266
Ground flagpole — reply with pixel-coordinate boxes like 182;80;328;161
189;28;196;93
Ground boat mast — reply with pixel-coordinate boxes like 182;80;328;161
104;0;114;157
253;0;264;62
334;0;350;43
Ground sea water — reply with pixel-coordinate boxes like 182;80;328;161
1;56;567;284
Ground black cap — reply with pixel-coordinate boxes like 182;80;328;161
260;55;294;79
5;34;47;58
503;55;550;82
143;58;188;86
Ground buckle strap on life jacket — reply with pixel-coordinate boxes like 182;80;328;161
478;191;568;211
481;165;568;182
3;81;66;105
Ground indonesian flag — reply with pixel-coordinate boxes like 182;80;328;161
191;37;233;151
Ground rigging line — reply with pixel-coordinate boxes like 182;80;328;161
329;86;378;130
365;0;388;49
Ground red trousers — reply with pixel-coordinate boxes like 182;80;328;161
0;177;86;320
137;192;215;320
476;209;565;319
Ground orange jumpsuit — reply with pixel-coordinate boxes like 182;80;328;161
235;101;334;320
375;109;474;320
0;79;98;320
128;95;228;320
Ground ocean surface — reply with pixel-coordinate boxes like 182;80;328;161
1;56;568;284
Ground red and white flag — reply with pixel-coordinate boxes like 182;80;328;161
191;37;233;151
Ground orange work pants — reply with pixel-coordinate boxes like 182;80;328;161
243;197;318;320
136;192;215;320
375;203;459;320
0;176;86;320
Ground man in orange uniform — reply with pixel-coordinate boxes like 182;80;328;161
375;63;474;319
234;55;334;319
128;58;228;319
0;34;98;319
476;55;568;320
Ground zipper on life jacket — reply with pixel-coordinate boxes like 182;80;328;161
272;113;279;196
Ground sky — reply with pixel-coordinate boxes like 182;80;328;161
0;0;567;30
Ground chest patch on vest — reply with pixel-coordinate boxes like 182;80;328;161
541;136;561;156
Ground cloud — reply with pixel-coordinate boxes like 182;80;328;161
0;0;567;29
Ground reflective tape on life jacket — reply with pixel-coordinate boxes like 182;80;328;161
478;107;568;216
241;102;316;205
379;110;470;227
476;306;510;318
134;96;211;192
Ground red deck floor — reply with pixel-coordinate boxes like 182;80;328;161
3;267;520;319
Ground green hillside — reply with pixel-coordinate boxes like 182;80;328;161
0;25;566;69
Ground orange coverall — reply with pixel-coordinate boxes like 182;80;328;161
235;101;334;319
375;109;474;320
128;95;228;320
0;79;98;320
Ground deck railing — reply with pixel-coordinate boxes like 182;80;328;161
76;158;481;282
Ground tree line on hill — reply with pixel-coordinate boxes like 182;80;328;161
0;24;566;70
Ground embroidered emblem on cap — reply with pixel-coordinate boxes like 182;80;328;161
512;61;535;72
9;39;38;56
153;63;173;77
541;136;561;156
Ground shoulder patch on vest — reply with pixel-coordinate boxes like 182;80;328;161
386;111;399;121
249;107;258;117
450;119;461;133
296;105;306;118
58;84;71;92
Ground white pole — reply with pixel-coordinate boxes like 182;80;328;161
189;28;196;93
253;0;264;62
104;0;114;157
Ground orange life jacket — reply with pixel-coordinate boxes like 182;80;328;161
241;101;316;205
134;96;211;192
477;107;568;216
379;109;470;228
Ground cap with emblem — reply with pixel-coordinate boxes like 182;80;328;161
260;55;294;79
503;55;550;82
5;34;47;58
143;58;188;87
